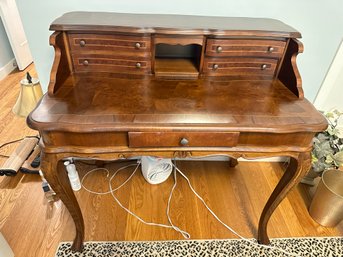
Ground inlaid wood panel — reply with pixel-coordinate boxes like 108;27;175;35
68;33;151;55
72;54;151;74
205;38;286;58
202;57;278;77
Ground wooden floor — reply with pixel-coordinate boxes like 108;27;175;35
0;66;342;257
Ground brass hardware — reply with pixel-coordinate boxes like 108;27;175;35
180;138;189;146
216;46;223;53
79;40;86;47
213;64;219;70
136;62;141;68
82;60;89;66
135;42;141;49
267;46;274;53
261;64;267;70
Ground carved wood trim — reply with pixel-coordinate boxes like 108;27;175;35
278;38;304;99
48;32;72;96
40;150;304;164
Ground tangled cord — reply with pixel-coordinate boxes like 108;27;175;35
80;160;302;257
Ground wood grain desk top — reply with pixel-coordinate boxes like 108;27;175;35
50;12;301;38
28;75;326;134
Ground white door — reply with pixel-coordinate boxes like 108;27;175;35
0;0;32;70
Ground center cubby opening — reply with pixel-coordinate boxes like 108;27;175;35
154;43;202;79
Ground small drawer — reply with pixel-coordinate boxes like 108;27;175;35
203;57;278;77
205;39;286;58
68;33;151;56
128;132;239;148
72;54;151;74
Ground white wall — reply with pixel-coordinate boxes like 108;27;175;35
315;39;343;111
15;0;343;102
314;39;343;127
0;18;14;67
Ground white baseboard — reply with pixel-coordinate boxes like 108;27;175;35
0;58;16;81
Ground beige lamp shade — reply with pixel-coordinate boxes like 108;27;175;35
12;78;43;117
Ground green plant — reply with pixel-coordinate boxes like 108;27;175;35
312;110;343;174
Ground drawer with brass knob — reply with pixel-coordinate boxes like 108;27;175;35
203;57;278;78
72;54;151;74
68;33;151;57
128;132;240;148
205;38;286;58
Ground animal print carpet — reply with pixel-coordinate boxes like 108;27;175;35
55;237;343;257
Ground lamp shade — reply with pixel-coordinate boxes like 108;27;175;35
12;78;43;117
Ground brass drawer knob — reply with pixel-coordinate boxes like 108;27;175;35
180;138;189;146
216;46;223;53
136;62;142;68
79;40;86;47
267;46;274;53
213;64;219;70
135;42;141;49
261;64;267;70
82;60;89;66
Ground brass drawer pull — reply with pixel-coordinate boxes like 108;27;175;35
267;46;274;53
213;64;219;70
136;62;142;68
216;46;223;53
180;138;189;146
82;60;89;66
261;64;267;70
135;42;141;49
79;40;86;47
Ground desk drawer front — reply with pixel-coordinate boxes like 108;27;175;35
128;132;239;148
72;54;151;74
68;33;151;55
205;39;286;58
203;57;278;77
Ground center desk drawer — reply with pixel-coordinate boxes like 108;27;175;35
128;132;239;147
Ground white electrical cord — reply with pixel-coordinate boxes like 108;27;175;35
81;162;190;238
81;160;302;257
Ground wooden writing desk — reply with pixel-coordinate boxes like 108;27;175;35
27;12;327;252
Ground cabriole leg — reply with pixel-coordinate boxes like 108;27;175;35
257;152;311;244
41;152;84;252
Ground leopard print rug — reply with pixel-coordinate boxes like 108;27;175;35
55;237;343;257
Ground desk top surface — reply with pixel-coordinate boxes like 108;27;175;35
28;75;326;134
50;12;301;38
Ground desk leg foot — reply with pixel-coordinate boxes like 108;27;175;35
257;152;311;245
229;158;239;168
41;153;85;252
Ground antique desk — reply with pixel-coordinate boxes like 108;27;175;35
27;12;327;252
